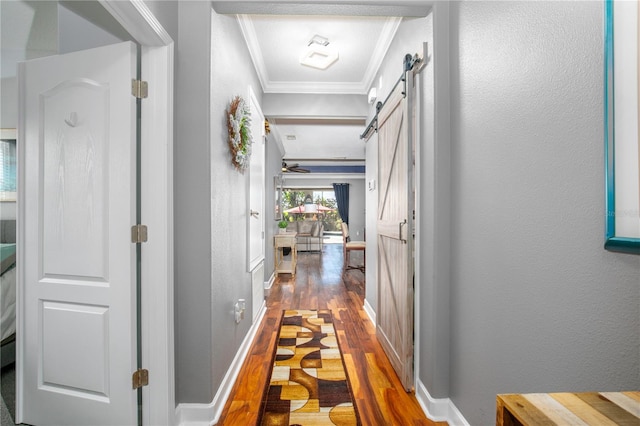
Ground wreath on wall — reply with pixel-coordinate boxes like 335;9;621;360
226;95;252;172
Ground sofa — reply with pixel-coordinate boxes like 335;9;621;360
286;220;324;252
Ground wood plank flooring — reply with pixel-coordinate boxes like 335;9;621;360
216;243;446;426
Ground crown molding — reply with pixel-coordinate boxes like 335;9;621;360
362;17;402;92
237;14;269;91
263;81;368;95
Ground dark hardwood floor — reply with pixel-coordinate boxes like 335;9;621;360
217;242;446;426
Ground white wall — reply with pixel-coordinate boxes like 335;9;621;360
0;1;58;129
364;133;378;315
57;1;131;54
448;2;640;424
1;3;41;222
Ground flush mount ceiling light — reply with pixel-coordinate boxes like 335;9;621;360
299;34;339;70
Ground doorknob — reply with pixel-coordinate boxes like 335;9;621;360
250;210;260;218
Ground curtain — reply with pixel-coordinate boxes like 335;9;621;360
333;183;349;225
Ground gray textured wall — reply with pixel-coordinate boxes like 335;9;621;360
174;1;214;404
448;2;640;424
209;5;264;402
175;2;265;405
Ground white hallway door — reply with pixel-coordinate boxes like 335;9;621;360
19;42;139;425
248;89;265;320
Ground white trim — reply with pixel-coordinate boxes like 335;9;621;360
99;0;172;46
100;2;175;425
265;272;276;289
247;86;266;272
0;128;16;139
363;298;376;325
415;380;470;426
413;44;423;407
213;1;431;16
282;173;365;180
362;18;402;92
237;15;269;91
16;59;26;424
175;306;267;426
263;81;370;95
140;42;176;426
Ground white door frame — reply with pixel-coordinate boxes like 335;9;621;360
101;3;176;425
15;2;175;424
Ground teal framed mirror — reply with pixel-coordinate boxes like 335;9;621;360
604;0;640;254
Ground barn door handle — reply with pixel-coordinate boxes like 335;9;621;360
399;219;407;243
250;209;260;218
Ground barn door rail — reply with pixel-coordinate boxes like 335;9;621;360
360;50;424;141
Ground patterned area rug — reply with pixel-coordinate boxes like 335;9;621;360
259;309;360;426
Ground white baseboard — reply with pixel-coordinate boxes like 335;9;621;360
264;272;275;290
415;379;470;426
363;298;376;326
175;305;267;426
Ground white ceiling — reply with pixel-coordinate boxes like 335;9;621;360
238;14;402;163
239;15;401;95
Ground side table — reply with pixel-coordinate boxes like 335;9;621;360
274;232;297;277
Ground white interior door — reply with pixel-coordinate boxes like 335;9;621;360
247;88;265;272
18;41;138;425
247;88;265;319
376;78;415;391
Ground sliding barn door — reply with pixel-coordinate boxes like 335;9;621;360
376;77;415;391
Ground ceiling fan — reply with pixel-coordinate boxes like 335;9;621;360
282;161;310;173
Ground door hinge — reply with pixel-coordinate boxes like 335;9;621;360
131;225;148;243
132;79;148;99
132;368;149;389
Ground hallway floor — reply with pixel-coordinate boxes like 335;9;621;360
217;243;446;425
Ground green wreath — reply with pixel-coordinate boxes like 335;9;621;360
226;96;252;172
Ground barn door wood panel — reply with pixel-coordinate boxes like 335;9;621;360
376;76;415;391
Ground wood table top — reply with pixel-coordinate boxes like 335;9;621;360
497;391;640;425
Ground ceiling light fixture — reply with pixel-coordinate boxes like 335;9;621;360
300;34;339;70
308;34;329;47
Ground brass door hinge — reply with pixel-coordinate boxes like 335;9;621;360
132;368;149;389
132;79;148;99
131;225;148;243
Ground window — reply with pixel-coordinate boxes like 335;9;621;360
0;138;17;201
282;188;342;232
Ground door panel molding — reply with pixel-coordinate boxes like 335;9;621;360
19;41;137;426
